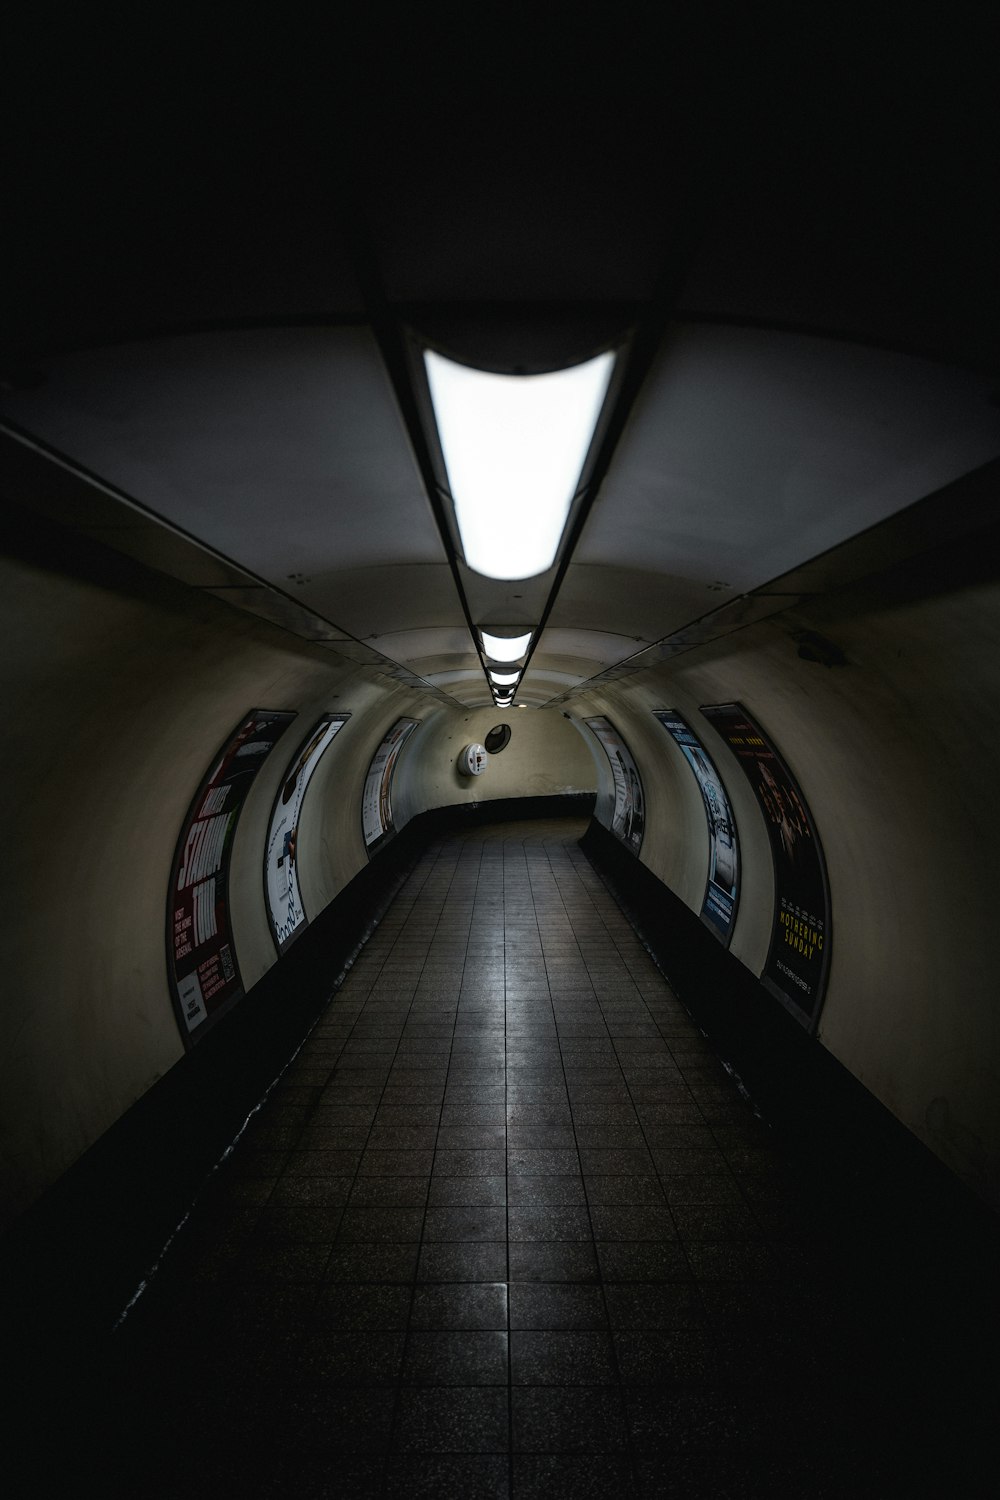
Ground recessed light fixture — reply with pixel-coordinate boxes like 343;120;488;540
489;671;520;687
425;348;615;580
481;630;533;662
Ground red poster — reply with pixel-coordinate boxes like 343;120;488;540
168;709;295;1043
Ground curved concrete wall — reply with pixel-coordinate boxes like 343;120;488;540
0;542;420;1223
573;572;1000;1209
390;705;597;827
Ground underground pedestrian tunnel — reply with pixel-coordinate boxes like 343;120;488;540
2;11;999;1497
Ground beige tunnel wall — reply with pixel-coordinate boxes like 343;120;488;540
389;704;597;824
0;536;436;1227
572;572;1000;1209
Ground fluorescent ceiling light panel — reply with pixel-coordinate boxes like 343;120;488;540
481;630;533;662
425;348;615;580
489;671;520;686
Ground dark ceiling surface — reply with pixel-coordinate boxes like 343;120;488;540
3;4;999;705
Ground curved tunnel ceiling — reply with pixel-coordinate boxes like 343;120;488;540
2;9;998;708
3;322;998;708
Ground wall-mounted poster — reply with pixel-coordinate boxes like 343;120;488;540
362;718;419;851
168;709;295;1044
700;702;830;1030
653;709;739;945
264;714;350;953
584;716;645;855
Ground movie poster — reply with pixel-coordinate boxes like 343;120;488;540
362;718;419;850
584;717;645;855
700;702;830;1029
168;709;295;1043
264;714;350;953
653;709;739;944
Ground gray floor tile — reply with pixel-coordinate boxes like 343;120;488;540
513;1454;635;1498
323;1241;419;1282
584;1175;666;1205
410;1282;509;1329
508;1205;592;1241
314;1283;413;1329
337;1206;426;1242
348;1176;430;1207
507;1174;586;1206
434;1149;507;1176
614;1329;721;1385
509;1282;608;1330
385;1454;510;1498
596;1241;691;1281
512;1386;628;1452
394;1387;509;1452
511;1330;617;1385
358;1148;435;1176
507;1148;581;1175
428;1175;507;1206
604;1283;705;1330
423;1205;507;1241
589;1206;677;1241
418;1242;508;1281
403;1330;509;1385
508;1242;599;1282
250;1194;343;1237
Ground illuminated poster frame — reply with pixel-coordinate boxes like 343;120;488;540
700;702;831;1030
653;709;740;945
168;709;295;1045
264;714;351;954
362;718;419;852
584;716;645;855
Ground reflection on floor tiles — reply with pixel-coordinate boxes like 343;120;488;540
99;818;981;1497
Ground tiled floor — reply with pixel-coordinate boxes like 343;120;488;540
93;818;990;1497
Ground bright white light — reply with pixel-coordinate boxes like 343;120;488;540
425;348;615;580
489;671;520;686
481;630;533;662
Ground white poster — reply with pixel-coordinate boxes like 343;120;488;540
264;715;349;952
362;718;419;850
585;716;645;854
652;709;739;944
